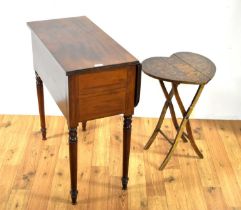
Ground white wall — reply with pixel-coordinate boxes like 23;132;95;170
0;0;240;119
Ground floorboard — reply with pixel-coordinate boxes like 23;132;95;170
0;115;241;210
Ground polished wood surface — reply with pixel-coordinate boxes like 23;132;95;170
35;72;46;140
142;52;216;84
28;16;141;204
68;65;136;124
1;115;241;210
27;16;138;75
122;115;132;190
68;128;78;204
29;17;141;122
31;32;69;119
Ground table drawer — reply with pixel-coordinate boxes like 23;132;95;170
77;87;126;120
76;67;127;91
69;66;136;122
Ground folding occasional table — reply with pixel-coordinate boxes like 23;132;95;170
142;52;215;170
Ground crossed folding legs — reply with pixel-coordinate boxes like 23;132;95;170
144;80;204;170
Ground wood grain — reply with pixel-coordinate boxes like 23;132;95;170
68;65;136;123
1;115;241;210
142;52;216;84
32;33;69;119
28;16;138;75
28;16;141;204
29;15;141;123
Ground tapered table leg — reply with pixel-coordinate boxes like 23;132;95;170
173;84;204;158
35;71;47;140
159;84;205;170
144;87;175;150
160;81;188;143
122;115;132;190
159;117;188;170
69;127;78;204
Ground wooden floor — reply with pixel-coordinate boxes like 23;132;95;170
0;115;241;210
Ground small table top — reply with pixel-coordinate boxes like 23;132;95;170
27;16;138;75
142;52;216;84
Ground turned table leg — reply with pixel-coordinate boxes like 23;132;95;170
122;115;132;190
35;71;47;140
69;127;78;204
